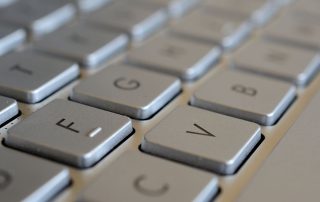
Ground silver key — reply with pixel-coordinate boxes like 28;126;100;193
78;152;218;202
88;0;168;41
127;35;221;80
0;146;69;202
191;70;296;126
263;13;320;50
35;23;128;67
0;24;25;56
238;84;320;202
6;99;132;168
146;0;199;18
203;0;278;26
142;106;261;175
0;96;18;125
76;0;112;13
0;50;79;103
171;8;252;50
0;0;76;38
71;64;181;119
232;39;320;86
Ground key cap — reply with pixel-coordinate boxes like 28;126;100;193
88;0;168;41
0;0;76;38
191;70;296;126
142;106;261;175
232;39;320;86
127;35;221;80
0;96;18;125
0;146;69;202
78;152;218;202
238;86;320;202
263;13;320;51
203;0;278;26
0;24;25;56
0;50;79;103
145;0;199;18
6;99;132;168
76;0;112;13
171;8;252;50
71;64;181;119
35;23;128;68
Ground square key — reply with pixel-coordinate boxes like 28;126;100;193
232;39;320;86
0;146;70;202
171;8;252;50
6;99;133;168
127;35;221;80
71;64;181;119
79;152;218;202
0;0;76;38
35;23;128;67
142;106;261;175
0;50;79;103
191;70;296;126
88;0;168;41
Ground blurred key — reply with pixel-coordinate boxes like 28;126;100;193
71;64;181;119
142;106;261;175
127;35;221;80
0;146;69;202
79;152;218;202
203;0;279;26
88;0;168;41
233;39;320;86
0;24;25;56
0;96;18;125
145;0;199;18
263;13;320;50
76;0;112;13
36;23;128;68
6;100;132;168
0;0;76;38
191;70;296;126
0;50;79;103
171;8;252;50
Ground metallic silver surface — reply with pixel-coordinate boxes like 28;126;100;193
0;96;18;125
232;39;320;86
0;25;25;56
127;34;221;80
6;99;132;168
0;50;79;103
0;146;70;202
171;7;253;50
88;0;168;41
35;23;129;67
79;152;218;202
238;81;320;202
191;69;296;126
71;64;181;119
0;0;76;38
142;106;261;175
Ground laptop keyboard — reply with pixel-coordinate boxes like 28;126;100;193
0;0;319;201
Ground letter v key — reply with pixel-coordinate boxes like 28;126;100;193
186;123;216;137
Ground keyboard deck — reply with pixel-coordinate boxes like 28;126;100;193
0;0;320;201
